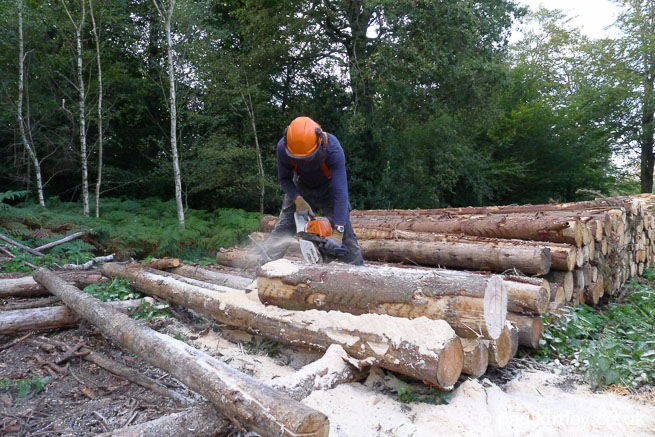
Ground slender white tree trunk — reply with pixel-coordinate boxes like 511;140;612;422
89;0;103;218
153;0;184;227
17;0;45;207
62;0;89;216
241;77;265;214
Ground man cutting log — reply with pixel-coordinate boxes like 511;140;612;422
258;116;364;266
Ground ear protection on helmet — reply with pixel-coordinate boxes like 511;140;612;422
282;125;328;152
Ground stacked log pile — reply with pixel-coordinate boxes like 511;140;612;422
254;194;655;364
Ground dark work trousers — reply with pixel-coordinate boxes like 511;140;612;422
259;179;364;266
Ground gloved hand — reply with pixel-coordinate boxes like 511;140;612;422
320;229;348;258
294;196;314;215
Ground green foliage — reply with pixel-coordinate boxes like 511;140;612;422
536;271;655;389
131;299;171;320
83;278;142;302
0;191;29;210
0;376;51;398
242;336;281;357
0;198;262;263
396;382;451;405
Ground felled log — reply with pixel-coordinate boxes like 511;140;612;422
101;263;463;390
544;271;574;302
256;259;507;340
506;313;544;348
62;254;115;271
146;258;181;270
33;268;329;437
104;344;367;437
357;238;552;275
169;265;253;289
0;271;104;298
0;232;43;256
1;296;60;311
216;247;259;268
263;214;584;246
34;231;85;252
501;276;550;314
460;338;489;377
269;344;370;400
0;299;147;334
352;228;575;272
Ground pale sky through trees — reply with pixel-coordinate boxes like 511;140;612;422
514;0;622;40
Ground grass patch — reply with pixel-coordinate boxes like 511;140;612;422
0;196;261;267
242;337;281;357
536;268;655;389
0;376;51;398
397;382;452;405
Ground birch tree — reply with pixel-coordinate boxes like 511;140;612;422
17;0;45;207
61;0;89;216
88;0;103;217
240;74;265;214
152;0;184;227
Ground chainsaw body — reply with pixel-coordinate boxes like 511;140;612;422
294;210;332;264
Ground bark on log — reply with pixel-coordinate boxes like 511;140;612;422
34;232;84;252
263;214;584;246
357;238;552;275
101;263;463;390
1;296;61;311
506;313;544;349
0;233;43;256
352;228;568;271
103;345;369;437
544;271;574;302
146;258;181;270
33;268;329;437
216;248;259;268
169;265;253;289
256;259;507;340
0;271;104;298
0;299;147;334
509;323;520;358
460;338;489;377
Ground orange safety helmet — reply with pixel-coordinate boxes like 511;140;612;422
285;116;327;160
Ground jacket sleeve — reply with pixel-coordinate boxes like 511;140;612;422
276;139;299;200
326;138;349;226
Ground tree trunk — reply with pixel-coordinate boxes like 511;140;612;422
357;238;552;275
101;263;464;390
0;271;103;297
33;268;329;437
145;258;180;269
0;298;145;333
241;76;265;214
257;259;507;340
33;231;84;252
89;0;103;217
151;0;185;227
169;265;253;289
17;0;44;207
0;232;43;255
216;247;259;268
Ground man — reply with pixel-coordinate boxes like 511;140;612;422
259;116;364;266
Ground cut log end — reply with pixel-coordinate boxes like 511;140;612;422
460;338;488;378
436;337;464;388
487;326;512;368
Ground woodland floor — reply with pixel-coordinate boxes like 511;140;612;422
2;266;655;436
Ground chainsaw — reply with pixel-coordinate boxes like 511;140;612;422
294;210;334;264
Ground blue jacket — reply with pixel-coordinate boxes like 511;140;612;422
276;133;349;226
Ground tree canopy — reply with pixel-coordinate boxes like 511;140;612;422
0;0;645;215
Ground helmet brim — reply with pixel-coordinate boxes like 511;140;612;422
286;143;320;160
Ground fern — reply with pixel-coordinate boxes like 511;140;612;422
0;190;29;208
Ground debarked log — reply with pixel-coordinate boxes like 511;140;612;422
257;259;507;340
101;263;464;390
0;271;104;298
33;268;329;437
0;298;148;334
